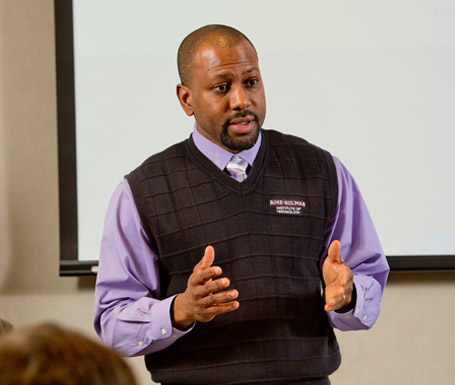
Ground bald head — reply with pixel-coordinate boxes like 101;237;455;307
177;24;257;86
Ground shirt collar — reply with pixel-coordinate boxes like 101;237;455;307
192;123;262;171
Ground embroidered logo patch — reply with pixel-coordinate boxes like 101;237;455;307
269;198;307;215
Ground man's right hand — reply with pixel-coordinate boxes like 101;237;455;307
172;246;239;330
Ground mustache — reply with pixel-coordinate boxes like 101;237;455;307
223;110;259;128
230;110;258;122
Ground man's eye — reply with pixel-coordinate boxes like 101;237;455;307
246;78;258;87
215;83;229;92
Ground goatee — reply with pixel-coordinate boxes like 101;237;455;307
220;110;260;152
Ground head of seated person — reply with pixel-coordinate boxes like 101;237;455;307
0;322;137;385
0;318;14;338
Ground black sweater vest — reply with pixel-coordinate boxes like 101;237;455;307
126;130;341;384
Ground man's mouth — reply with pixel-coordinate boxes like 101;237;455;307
229;116;255;126
228;116;256;133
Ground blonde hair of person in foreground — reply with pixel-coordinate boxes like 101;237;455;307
0;322;137;385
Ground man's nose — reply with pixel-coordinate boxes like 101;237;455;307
229;85;251;110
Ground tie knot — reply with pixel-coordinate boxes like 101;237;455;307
226;156;248;182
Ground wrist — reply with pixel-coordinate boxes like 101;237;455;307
171;294;193;330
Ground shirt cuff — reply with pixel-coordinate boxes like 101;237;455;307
327;274;381;331
136;295;195;356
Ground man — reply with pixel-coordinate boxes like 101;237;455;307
94;24;389;384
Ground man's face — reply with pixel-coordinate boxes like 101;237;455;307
178;40;266;153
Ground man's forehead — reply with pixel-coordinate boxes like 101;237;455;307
207;63;258;74
195;41;258;72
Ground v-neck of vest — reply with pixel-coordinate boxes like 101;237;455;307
186;131;269;193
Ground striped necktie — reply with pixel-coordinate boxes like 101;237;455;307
225;155;248;182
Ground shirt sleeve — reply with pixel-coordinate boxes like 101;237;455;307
93;180;193;357
322;157;390;331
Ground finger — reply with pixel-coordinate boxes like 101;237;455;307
336;275;352;294
190;266;222;286
193;246;215;274
342;272;354;290
325;282;354;312
192;276;229;299
338;263;354;287
202;289;239;307
337;270;348;287
327;240;341;264
204;277;231;296
202;300;240;318
324;294;345;312
324;282;343;308
324;292;339;312
333;295;346;311
200;245;215;270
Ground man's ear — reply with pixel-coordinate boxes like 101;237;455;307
176;84;194;116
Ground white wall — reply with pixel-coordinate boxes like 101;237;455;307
1;1;454;384
72;0;455;262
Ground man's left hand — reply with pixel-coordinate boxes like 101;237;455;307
322;240;355;313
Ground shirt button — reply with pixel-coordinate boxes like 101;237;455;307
172;334;178;339
355;309;360;314
138;341;143;347
363;316;367;321
161;328;167;335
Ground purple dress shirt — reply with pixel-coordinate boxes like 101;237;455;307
94;126;390;357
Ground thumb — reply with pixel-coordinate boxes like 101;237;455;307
200;245;215;270
327;240;341;264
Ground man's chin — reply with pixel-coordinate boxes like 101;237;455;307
221;127;260;152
